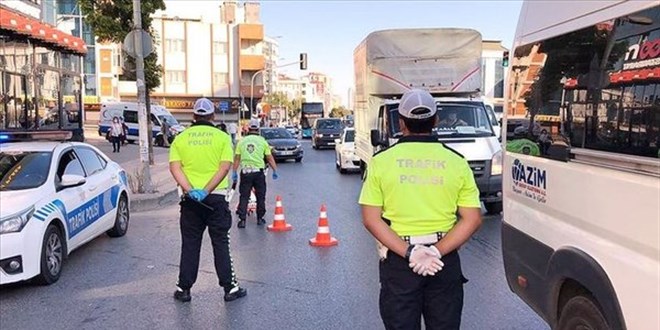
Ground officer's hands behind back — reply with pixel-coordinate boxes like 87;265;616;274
408;245;444;276
188;189;208;202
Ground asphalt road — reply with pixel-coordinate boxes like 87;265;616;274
0;139;548;330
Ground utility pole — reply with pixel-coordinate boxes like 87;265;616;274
132;0;153;193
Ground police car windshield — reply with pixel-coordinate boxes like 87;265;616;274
0;151;52;191
435;104;495;136
261;128;293;140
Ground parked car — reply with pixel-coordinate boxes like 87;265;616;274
0;131;131;285
260;127;303;162
335;127;360;173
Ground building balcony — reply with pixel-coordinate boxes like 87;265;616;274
241;84;264;98
238;24;263;41
240;55;265;71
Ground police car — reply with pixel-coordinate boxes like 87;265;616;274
0;131;131;285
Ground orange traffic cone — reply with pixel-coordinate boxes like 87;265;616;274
309;204;338;247
268;195;292;232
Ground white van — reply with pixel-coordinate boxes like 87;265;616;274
97;102;185;146
502;1;659;330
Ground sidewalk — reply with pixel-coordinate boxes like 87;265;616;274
121;152;179;213
84;128;178;213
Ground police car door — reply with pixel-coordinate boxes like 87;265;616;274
69;146;116;245
54;149;90;250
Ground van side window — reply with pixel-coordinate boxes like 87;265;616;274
150;114;160;126
507;5;660;160
123;110;138;124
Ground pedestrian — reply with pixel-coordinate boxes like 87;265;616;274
228;121;238;145
168;97;247;303
217;122;228;134
109;116;124;153
232;118;279;228
359;89;482;330
161;118;171;147
120;117;128;145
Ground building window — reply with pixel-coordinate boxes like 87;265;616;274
166;71;186;84
213;41;227;54
213;72;228;85
165;39;184;53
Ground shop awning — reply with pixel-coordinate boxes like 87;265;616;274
0;6;87;55
563;67;660;89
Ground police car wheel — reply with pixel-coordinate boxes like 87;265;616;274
35;225;64;285
485;202;503;215
107;195;129;237
557;295;608;330
295;157;302;163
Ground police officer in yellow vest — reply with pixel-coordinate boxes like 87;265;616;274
359;89;483;329
232;119;279;228
169;98;247;303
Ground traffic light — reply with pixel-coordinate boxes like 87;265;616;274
300;53;308;70
502;50;509;67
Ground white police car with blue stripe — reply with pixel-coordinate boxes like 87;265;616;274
0;131;131;285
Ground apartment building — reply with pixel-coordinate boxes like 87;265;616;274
482;40;509;112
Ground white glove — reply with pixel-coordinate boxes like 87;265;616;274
408;245;444;276
422;245;443;276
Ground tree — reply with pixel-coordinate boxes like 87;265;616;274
329;106;350;118
79;0;166;91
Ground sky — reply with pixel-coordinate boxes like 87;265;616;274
260;0;523;106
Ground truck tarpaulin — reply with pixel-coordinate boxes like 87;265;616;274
358;28;483;95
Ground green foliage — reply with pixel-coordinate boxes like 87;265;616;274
79;0;166;91
262;92;304;122
329;106;350;118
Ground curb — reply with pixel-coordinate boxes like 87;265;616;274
130;188;179;213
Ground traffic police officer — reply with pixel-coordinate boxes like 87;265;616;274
359;89;482;329
233;119;279;228
169;98;247;303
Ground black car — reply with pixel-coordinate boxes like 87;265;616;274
260;127;303;162
311;118;343;149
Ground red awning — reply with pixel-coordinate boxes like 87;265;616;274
0;6;87;55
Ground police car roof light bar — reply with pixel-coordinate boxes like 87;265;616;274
0;130;73;143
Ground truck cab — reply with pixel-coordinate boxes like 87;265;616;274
367;96;503;214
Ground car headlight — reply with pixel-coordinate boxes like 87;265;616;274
491;150;503;176
316;134;323;138
0;206;35;234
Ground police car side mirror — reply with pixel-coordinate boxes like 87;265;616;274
60;174;86;189
370;129;382;147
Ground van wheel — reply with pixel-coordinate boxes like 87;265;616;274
485;202;503;215
35;225;64;285
558;295;609;330
107;195;129;237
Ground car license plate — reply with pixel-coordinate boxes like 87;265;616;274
281;151;293;155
